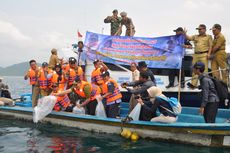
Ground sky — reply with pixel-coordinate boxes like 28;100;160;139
0;0;230;67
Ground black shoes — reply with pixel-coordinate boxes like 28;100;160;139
181;84;185;88
187;82;196;89
166;84;185;88
166;84;174;88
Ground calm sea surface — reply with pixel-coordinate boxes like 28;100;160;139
0;76;230;153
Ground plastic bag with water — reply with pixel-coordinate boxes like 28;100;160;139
33;96;57;123
95;96;106;118
72;100;85;115
128;103;141;121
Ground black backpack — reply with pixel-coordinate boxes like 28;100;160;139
210;77;229;104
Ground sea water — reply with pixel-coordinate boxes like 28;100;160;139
0;76;230;153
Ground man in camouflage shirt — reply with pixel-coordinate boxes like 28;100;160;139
116;11;135;36
104;9;121;36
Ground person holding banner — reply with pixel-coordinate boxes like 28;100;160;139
166;27;192;88
185;24;213;89
115;11;135;36
104;9;122;36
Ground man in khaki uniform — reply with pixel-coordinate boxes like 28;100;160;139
115;12;135;36
210;24;228;83
186;24;213;88
48;48;62;70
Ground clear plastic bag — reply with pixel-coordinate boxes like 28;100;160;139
128;103;141;121
72;101;85;115
33;96;57;123
95;96;106;118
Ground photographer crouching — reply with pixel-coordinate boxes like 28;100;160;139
136;86;179;123
121;71;155;113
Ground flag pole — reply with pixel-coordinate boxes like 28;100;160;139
178;68;182;103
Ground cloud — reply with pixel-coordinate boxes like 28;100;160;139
0;19;31;41
184;0;224;10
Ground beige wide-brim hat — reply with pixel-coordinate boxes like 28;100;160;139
147;86;165;98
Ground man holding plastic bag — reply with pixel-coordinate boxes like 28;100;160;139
136;86;181;123
51;83;74;112
54;76;102;115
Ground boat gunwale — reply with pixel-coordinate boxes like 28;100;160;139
1;106;230;135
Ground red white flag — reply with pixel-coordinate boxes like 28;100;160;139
77;31;83;38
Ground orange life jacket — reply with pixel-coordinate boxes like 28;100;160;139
51;71;66;90
91;68;104;85
73;81;101;101
62;64;70;73
28;68;37;85
28;67;40;85
52;90;70;111
68;67;83;86
38;69;52;89
102;78;122;104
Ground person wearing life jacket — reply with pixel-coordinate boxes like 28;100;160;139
61;59;69;74
38;62;53;96
65;57;84;89
51;63;66;90
91;59;108;86
51;83;73;112
24;59;40;107
54;76;101;115
99;71;122;118
136;86;178;123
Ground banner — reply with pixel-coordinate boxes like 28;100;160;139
84;31;185;69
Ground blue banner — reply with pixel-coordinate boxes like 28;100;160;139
84;31;185;69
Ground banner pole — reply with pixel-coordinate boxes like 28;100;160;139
178;68;182;103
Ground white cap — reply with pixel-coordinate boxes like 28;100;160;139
147;86;165;98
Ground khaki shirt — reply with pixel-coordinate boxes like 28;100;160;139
48;55;59;69
213;33;226;52
121;17;135;30
190;34;212;52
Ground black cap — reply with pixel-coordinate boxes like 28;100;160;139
196;24;206;30
173;27;183;32
42;62;48;67
55;63;61;68
69;57;77;64
138;61;147;68
193;61;205;69
212;24;221;30
93;59;100;64
101;71;110;77
74;76;81;83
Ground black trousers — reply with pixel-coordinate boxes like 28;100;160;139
204;102;219;123
168;58;185;86
86;99;98;115
106;103;120;118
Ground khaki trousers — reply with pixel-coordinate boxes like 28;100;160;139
40;89;52;97
32;85;40;108
211;50;228;83
191;53;208;86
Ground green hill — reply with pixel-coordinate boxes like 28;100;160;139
0;62;41;76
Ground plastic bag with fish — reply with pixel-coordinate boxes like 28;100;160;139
33;96;57;123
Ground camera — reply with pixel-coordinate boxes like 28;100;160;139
134;95;141;99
